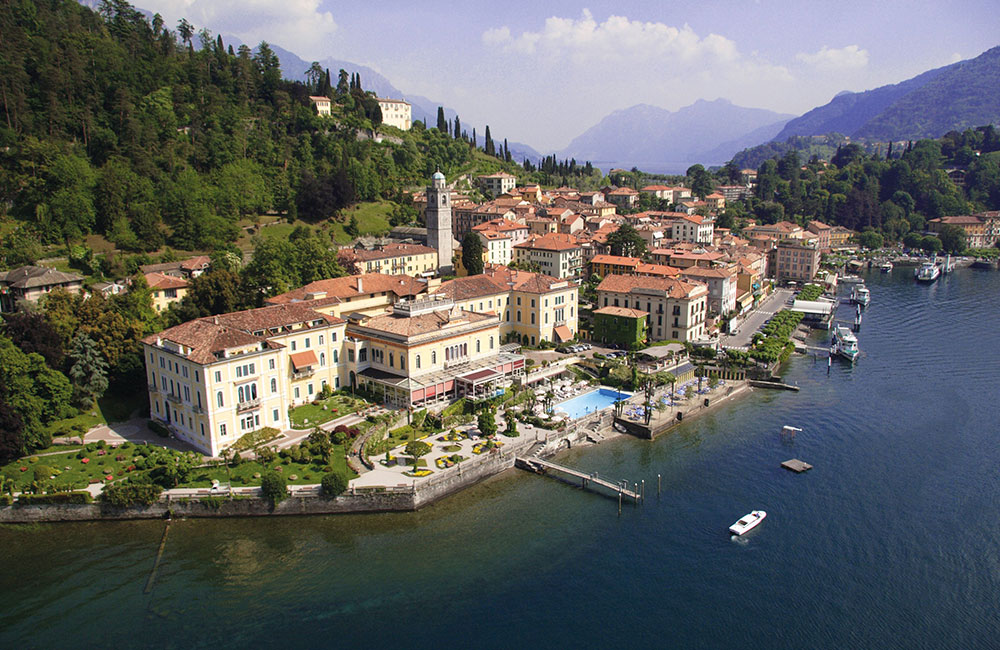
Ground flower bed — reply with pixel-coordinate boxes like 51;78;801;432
403;469;433;478
435;454;466;469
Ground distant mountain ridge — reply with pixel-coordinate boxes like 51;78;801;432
773;45;1000;142
557;99;794;168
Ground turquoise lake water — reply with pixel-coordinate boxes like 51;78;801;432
1;267;999;649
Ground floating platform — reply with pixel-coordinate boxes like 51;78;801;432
749;380;801;391
781;459;813;473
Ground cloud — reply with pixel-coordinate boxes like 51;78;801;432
796;45;869;70
141;0;337;60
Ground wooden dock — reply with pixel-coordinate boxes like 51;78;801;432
516;456;641;502
781;459;813;473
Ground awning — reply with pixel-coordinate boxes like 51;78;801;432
289;350;318;370
554;325;573;342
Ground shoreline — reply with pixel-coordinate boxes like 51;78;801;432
0;379;760;523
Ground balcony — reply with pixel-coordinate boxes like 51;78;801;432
237;398;261;412
166;393;182;404
148;385;159;393
192;405;204;414
292;368;315;380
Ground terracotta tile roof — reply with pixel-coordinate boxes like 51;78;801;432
640;185;673;192
514;233;582;252
433;275;508;301
680;266;736;279
353;308;496;339
142;319;276;365
289;350;318;369
348;243;436;262
930;215;984;225
144;272;189;290
267;274;427;307
591;254;641;267
482;265;572;294
635;263;681;277
596;274;707;299
608;187;639;195
179;255;211;271
214;303;343;332
594;306;649;318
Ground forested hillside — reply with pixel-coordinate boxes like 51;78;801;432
718;126;1000;251
0;0;530;260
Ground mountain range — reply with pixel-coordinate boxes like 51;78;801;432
555;99;794;171
772;45;1000;142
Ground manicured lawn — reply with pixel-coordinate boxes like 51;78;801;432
179;445;356;488
44;391;147;438
341;201;393;236
1;442;198;492
289;394;368;429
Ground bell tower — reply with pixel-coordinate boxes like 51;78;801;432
425;171;453;275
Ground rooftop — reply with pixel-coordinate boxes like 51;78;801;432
0;266;83;289
596;274;707;299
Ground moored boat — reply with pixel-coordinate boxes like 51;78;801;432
832;326;860;362
914;262;941;282
850;285;870;307
880;261;893;273
729;510;767;536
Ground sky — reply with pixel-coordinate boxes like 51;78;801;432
137;0;999;152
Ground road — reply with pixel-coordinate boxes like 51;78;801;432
720;288;795;350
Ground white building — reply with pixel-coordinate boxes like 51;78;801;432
309;96;331;117
478;172;517;198
377;98;412;130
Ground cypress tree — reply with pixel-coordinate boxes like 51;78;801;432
484;125;494;156
436;107;447;132
454;114;461;139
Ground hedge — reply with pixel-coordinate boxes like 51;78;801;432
101;482;164;507
16;491;93;505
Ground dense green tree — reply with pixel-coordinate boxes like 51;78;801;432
0;227;42;268
68;333;109;408
1;311;65;369
856;229;885;250
477;410;497;438
436;107;447;132
937;224;967;254
404;440;431;472
461;231;484;276
686;164;713;199
605;222;646;257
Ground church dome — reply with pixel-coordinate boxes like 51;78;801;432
432;171;445;181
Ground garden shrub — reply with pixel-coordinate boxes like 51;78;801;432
147;420;169;437
260;471;288;505
321;472;348;496
16;491;93;505
102;482;163;508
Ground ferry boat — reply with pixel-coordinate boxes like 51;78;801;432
880;261;893;273
729;510;766;536
914;262;941;282
850;284;871;307
832;326;860;362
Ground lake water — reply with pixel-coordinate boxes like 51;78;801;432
2;268;999;649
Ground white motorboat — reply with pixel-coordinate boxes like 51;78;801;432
850;285;870;307
839;274;864;284
781;425;802;436
914;262;941;282
832;326;860;362
880;261;893;273
729;510;767;536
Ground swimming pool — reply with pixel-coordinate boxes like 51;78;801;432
553;387;631;419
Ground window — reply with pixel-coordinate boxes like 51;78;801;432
273;409;279;422
269;359;275;370
217;392;223;407
359;349;367;362
305;337;311;349
335;377;340;389
416;355;421;369
432;351;437;364
389;352;394;367
183;385;190;402
200;423;205;437
320;353;326;366
194;371;200;383
159;357;165;368
531;299;536;307
182;366;188;378
331;332;337;342
308;383;314;395
161;376;167;390
294;387;300;399
318;335;324;345
291;340;297;351
348;349;355;363
151;372;157;388
271;378;277;393
333;350;338;363
215;371;221;382
220;423;227;437
531;313;536;324
476;340;481;353
490;337;494;350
